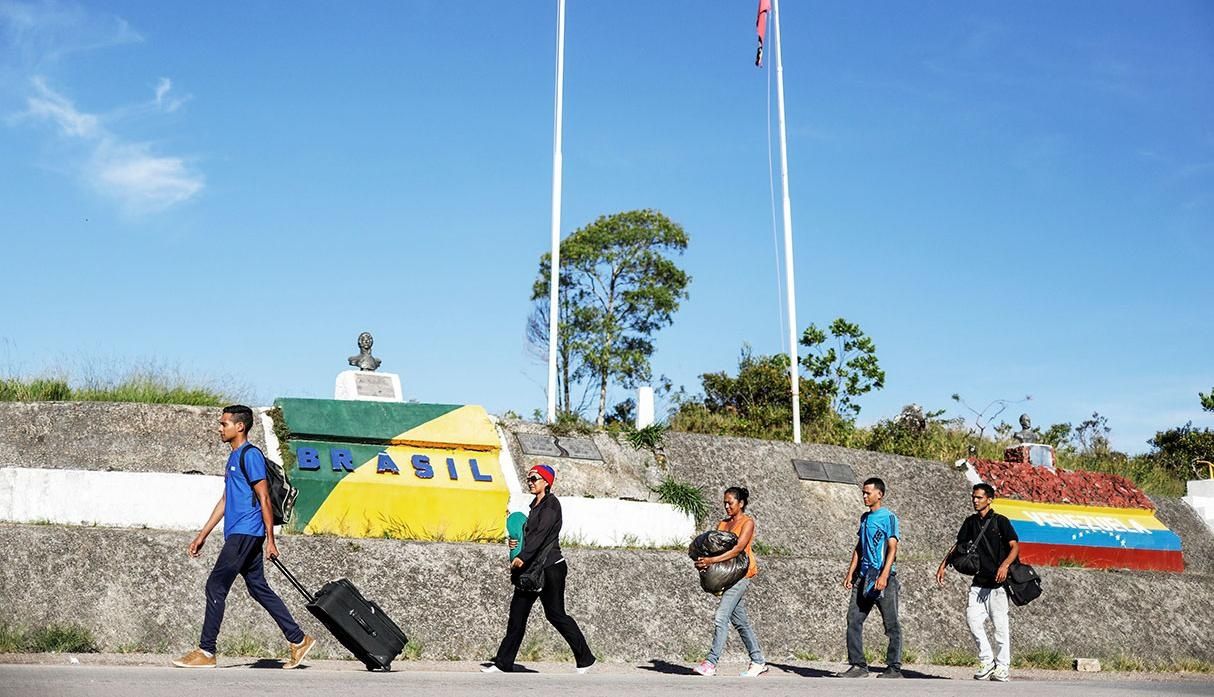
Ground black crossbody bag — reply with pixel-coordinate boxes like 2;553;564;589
977;516;1042;606
950;515;994;576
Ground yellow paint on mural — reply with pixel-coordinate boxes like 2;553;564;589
389;405;500;451
304;444;509;541
993;499;1170;532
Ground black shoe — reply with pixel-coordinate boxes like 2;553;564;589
839;665;870;678
876;667;903;678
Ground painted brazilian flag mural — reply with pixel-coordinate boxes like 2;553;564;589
275;398;509;541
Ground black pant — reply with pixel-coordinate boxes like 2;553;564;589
846;573;902;669
199;534;304;653
492;561;595;670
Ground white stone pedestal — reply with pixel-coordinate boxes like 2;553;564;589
636;386;655;429
334;370;403;402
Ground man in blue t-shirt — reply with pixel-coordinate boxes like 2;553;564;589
173;405;314;670
839;477;903;679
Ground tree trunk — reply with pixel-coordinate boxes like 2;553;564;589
597;371;608;428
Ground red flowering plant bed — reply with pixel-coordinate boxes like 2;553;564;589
972;459;1154;510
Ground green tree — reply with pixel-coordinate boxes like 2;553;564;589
799;318;885;418
1200;387;1214;413
670;346;833;440
527;266;587;416
529;210;690;427
1147;422;1214;478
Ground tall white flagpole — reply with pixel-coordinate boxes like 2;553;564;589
546;0;567;424
772;0;801;443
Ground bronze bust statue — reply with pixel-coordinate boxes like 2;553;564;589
1012;413;1042;444
348;332;382;372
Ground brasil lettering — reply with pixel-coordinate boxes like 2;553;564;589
295;447;493;482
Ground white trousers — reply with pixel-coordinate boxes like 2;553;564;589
966;585;1010;668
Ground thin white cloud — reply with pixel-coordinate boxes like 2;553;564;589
90;139;202;214
21;77;204;215
0;0;142;70
26;74;95;135
153;76;188;113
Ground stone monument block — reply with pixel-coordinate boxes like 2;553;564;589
334;370;403;402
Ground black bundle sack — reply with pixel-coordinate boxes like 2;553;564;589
688;530;749;595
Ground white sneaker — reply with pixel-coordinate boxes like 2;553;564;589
992;665;1010;682
973;662;995;680
693;660;717;676
740;662;769;677
575;663;594;674
480;664;502;673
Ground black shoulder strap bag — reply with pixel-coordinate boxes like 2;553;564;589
950;515;994;576
978;514;1042;606
512;533;559;593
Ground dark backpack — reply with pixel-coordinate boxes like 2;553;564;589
239;444;298;526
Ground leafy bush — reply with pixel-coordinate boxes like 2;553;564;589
549;410;595;437
654;477;709;526
625;422;666;450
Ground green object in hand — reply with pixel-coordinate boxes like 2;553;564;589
506;511;527;560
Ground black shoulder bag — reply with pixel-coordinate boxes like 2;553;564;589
512;534;558;593
978;515;1042;606
950;515;994;576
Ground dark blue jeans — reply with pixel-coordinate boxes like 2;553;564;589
199;534;304;653
846;573;902;669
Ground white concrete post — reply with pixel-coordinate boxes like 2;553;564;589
636;386;655;429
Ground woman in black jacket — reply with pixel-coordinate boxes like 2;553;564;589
483;464;596;673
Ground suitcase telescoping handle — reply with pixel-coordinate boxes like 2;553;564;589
271;557;316;604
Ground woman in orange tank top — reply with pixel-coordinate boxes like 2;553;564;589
691;486;767;677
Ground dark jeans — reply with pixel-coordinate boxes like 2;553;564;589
199;534;304;653
846;573;902;669
492;561;595;671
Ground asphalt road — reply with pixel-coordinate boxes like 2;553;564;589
3;658;1213;697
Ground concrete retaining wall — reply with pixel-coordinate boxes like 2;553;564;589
2;522;1212;663
0;402;265;476
3;402;1214;664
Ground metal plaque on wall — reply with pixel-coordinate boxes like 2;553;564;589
792;459;857;485
354;373;395;398
515;433;603;461
515;434;563;458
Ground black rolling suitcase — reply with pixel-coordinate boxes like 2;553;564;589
272;557;408;671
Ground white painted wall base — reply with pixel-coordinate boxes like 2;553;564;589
557;495;695;547
492;420;694;548
1183;479;1214;535
2;448;697;548
0;467;223;530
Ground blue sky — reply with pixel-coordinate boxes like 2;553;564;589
1;1;1210;453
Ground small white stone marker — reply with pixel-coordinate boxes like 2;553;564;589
1074;658;1101;672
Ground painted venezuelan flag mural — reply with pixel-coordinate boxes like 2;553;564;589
993;499;1183;572
275;398;509;541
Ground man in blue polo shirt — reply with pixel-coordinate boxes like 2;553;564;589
173;405;314;669
840;477;903;679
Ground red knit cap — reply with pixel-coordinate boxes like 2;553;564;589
531;464;555;487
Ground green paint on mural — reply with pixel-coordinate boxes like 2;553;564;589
286;440;387;532
275;398;461;442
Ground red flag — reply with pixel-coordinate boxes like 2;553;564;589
755;0;771;67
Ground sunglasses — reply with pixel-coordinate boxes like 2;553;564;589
526;475;544;484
